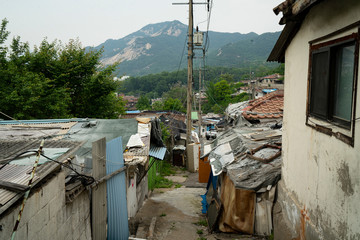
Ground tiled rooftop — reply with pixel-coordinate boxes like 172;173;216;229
262;73;282;79
242;90;284;120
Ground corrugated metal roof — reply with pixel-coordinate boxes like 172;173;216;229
191;112;199;120
0;139;83;214
0;140;81;160
0;164;39;206
149;146;167;160
10;148;70;165
0;121;78;140
0;118;88;125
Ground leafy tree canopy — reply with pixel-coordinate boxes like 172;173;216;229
136;95;151;110
163;97;185;112
0;19;125;120
152;101;164;111
118;64;283;99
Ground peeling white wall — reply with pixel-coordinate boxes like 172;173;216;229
281;0;360;239
126;174;138;218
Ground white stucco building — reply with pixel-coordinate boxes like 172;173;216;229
268;0;360;239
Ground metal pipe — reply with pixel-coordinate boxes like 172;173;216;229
11;139;45;240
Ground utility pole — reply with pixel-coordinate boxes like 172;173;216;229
198;61;202;137
186;0;194;147
173;0;207;147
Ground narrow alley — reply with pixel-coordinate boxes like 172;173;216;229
130;168;267;240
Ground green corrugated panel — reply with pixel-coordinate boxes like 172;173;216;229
191;112;198;120
148;157;157;190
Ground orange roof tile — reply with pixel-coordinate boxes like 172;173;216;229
242;90;284;120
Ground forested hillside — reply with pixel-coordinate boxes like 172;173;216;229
118;64;284;97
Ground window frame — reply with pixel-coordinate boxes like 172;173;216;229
306;28;359;147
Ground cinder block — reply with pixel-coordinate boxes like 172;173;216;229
28;205;49;234
56;218;70;240
0;209;15;237
21;191;41;226
56;227;66;240
15;224;28;240
39;172;66;210
47;215;57;235
38;218;55;240
84;220;92;239
48;194;63;220
56;207;65;225
72;223;81;240
79;230;88;240
79;196;90;223
71;209;80;230
27;228;39;240
65;202;73;221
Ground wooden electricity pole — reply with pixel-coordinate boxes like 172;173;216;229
186;0;194;147
198;61;202;137
173;0;207;146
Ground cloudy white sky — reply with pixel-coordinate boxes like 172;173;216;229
1;0;284;48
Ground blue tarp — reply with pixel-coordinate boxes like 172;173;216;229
126;110;141;114
262;88;277;93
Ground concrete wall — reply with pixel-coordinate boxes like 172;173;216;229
126;174;138;218
187;143;199;173
126;171;148;218
0;171;91;240
277;0;360;239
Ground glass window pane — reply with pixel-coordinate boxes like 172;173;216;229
310;51;329;118
333;44;355;121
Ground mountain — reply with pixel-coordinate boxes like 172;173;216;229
206;32;281;67
88;20;280;76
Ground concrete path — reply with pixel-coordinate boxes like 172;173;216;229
132;171;266;240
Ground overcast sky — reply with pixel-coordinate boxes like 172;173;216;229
1;0;284;48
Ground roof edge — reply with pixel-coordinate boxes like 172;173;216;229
267;0;324;62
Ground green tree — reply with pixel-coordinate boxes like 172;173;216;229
163;97;185;112
162;84;187;110
218;73;234;83
136;95;151;110
204;79;247;114
0;19;125;119
152;100;164;111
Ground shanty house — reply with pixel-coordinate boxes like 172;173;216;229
0;118;165;239
258;73;284;89
268;0;360;239
202;91;284;235
0;120;92;240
